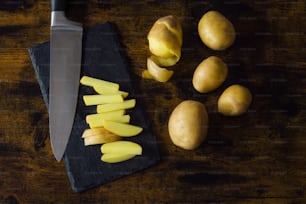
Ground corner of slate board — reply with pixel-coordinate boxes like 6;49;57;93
28;22;161;192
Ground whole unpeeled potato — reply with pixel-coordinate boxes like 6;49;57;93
218;84;252;116
198;11;236;50
168;100;208;150
192;56;228;93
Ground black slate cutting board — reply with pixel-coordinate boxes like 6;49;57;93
28;22;160;192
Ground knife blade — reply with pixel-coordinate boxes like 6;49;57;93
50;0;83;161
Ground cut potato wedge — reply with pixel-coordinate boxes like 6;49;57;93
83;94;123;106
93;85;129;98
80;76;119;91
101;141;142;155
103;120;143;137
97;99;136;113
101;154;136;163
82;127;119;138
84;134;121;146
88;115;131;128
147;57;174;82
142;70;154;79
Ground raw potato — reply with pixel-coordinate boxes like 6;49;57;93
80;76;119;91
84;134;121;146
218;84;252;116
192;56;228;93
82;128;121;145
198;11;235;50
82;127;119;138
168;100;208;150
83;94;123;106
97;99;136;113
103;120;143;137
101;154;136;163
101;141;142;155
86;110;125;124
146;57;174;82
93;85;128;98
87;115;130;128
142;70;154;79
148;15;183;67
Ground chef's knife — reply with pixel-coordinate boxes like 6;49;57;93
50;0;83;161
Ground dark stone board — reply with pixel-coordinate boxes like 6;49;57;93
28;22;160;192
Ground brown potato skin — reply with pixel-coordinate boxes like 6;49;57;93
192;56;228;93
198;11;235;50
168;100;208;150
147;15;182;66
218;84;252;116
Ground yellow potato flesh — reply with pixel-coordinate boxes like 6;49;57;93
103;120;143;137
218;84;252;116
147;15;182;66
97;99;136;113
198;11;235;50
101;154;136;163
142;70;154;79
82;127;119;138
101;141;142;155
84;134;121;146
168;100;208;150
93;85;128;98
86;110;125;123
147;57;174;82
87;115;130;128
83;94;123;106
192;56;228;93
80;76;119;91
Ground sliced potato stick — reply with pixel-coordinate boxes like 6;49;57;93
80;76;119;91
88;115;130;128
101;154;136;163
86;110;125;124
83;94;123;106
97;99;136;113
84;134;121;146
82;127;118;138
93;85;129;98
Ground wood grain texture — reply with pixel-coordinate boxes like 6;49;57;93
1;0;306;203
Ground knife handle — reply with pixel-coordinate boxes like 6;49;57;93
51;0;66;11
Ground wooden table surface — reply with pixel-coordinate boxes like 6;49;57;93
1;0;306;203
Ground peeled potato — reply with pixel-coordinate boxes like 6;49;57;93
148;15;182;67
218;84;252;116
198;11;235;50
168;100;208;150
